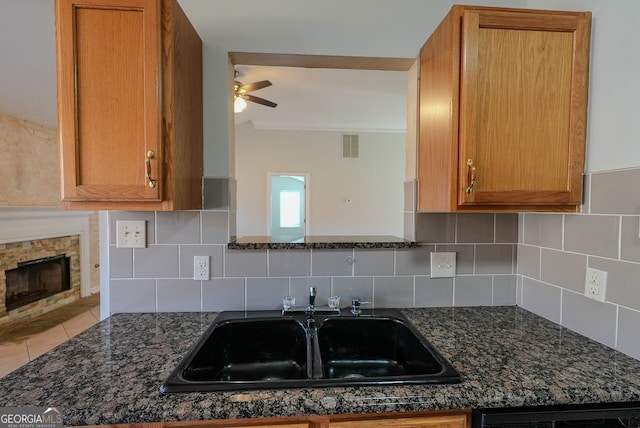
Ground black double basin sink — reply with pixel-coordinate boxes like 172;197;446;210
160;308;461;392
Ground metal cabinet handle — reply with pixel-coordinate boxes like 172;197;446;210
145;150;157;188
465;159;476;194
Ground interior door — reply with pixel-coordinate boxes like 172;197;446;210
269;175;306;242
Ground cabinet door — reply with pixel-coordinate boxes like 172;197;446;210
458;9;590;207
330;414;467;428
56;0;162;202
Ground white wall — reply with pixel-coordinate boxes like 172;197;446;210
235;123;405;237
529;0;640;173
202;45;232;178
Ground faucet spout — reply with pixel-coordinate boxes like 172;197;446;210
309;287;317;311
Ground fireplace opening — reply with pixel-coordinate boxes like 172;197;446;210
5;254;71;312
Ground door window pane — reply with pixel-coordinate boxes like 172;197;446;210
280;191;301;227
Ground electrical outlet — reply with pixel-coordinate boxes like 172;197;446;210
430;252;456;278
584;267;607;303
193;256;210;280
116;220;146;248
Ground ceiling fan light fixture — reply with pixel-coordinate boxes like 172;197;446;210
234;96;247;113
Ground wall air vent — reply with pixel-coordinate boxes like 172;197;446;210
342;134;359;158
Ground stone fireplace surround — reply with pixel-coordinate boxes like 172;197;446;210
0;207;92;327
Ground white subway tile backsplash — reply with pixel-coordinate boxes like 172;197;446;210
203;178;230;210
493;275;517;306
564;214;620;258
311;250;353;276
157;279;201;312
403;212;416;242
268;250;311;277
620;216;640;262
415;277;453;307
454;276;492;306
109;247;133;278
133;245;179;278
591;168;640;214
105;166;640;363
156;211;200;244
618;307;640;360
110;279;156;313
495;214;519;243
395;247;432;275
414;213;456;243
521;278;561;324
225;249;267;277
202;211;230;244
516;275;523;306
246;277;290;310
522;213;563;249
475;244;514;274
202;278;245;311
354;249;395;276
516;244;541;279
373;276;413;308
456;213;495;243
404;180;416;212
513;169;640;360
561;290;617;348
540;249;587;293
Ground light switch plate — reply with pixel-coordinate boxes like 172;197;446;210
116;220;146;248
430;252;456;278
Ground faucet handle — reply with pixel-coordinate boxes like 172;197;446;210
350;298;370;316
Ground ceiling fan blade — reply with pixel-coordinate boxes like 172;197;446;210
242;94;277;108
240;80;272;93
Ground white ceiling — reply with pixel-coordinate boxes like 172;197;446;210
0;0;524;130
233;65;409;132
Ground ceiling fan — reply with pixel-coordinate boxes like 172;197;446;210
234;70;277;112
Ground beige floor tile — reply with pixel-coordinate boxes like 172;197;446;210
25;325;69;360
0;342;30;378
62;310;99;338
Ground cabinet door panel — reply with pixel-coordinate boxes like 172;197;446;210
57;0;161;201
455;8;590;208
330;414;467;428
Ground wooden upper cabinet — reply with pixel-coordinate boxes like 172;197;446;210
55;0;203;210
417;5;591;212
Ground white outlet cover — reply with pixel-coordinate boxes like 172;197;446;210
584;267;608;303
193;255;210;280
430;252;456;278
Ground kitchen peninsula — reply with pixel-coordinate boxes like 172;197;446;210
1;306;640;426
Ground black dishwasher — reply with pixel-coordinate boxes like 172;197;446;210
473;402;640;427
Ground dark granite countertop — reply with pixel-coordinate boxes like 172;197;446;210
1;306;640;425
228;235;417;249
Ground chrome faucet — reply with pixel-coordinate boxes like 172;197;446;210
308;287;317;311
350;298;370;316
